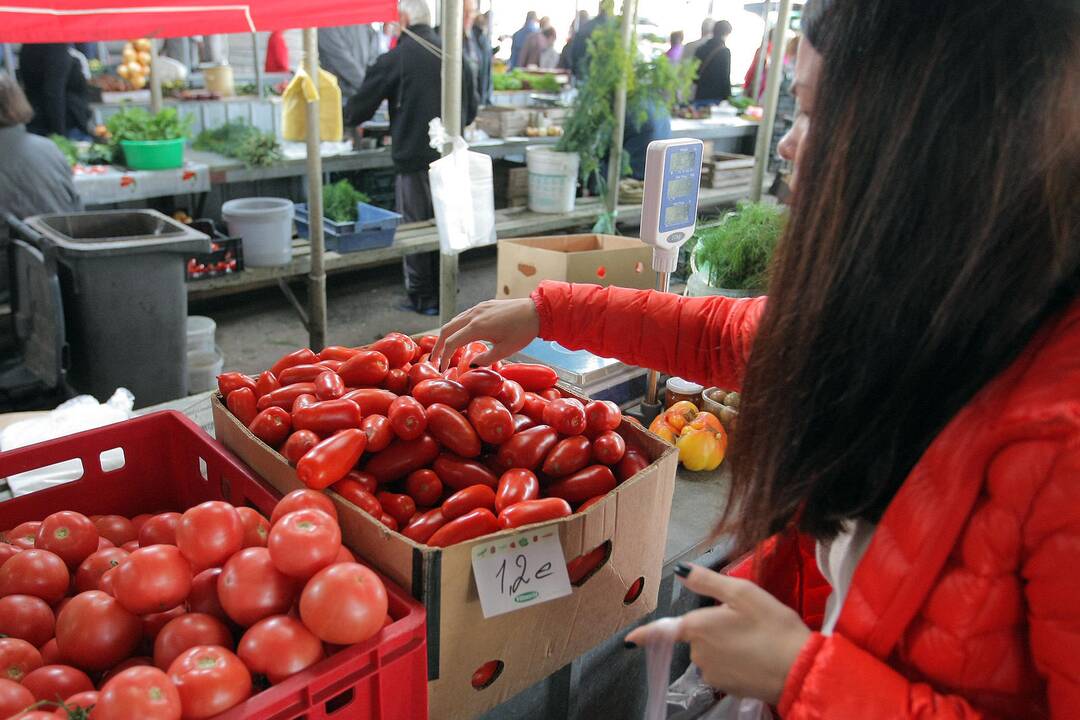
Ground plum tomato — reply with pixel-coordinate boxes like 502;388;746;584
338;349;390;387
545;465;617;504
426;509;499;547
269;348;317;378
497;498;572;529
432;453;499;491
226;387;258;426
497;379;526;414
35;512;98;569
441;485;496;520
281;430;321;466
495;425;559;472
360;414;394;453
543;398;587;436
411;379;470;410
592;430;627;465
94;666;182;720
138;513;181;547
369;334;414;369
494;469;540;513
467;396;515;445
297;429;368;491
271;488;339;525
0;595;54;648
541;436;592;477
248;407;292;448
217;548;297;627
519;392;550;422
237;615;325;684
154;613;233;671
254;370;281;399
615;447;651;482
376;492;416;528
0;550;69;604
404;469;443;507
267;510;341;580
425;403;482;458
383;368;409;394
362;434;440;483
458;368;505;398
585;400;622;435
54;591;141;673
496;363;559;392
387;395;427;440
402;509;448;545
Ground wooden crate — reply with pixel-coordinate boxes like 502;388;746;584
476;106;529;138
701;152;754;189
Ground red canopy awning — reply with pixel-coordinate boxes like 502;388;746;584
0;0;398;43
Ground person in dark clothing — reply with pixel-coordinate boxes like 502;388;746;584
569;5;610;80
624;101;672;180
694;20;733;104
472;14;494;105
509;12;539;69
17;44;92;139
345;0;478;316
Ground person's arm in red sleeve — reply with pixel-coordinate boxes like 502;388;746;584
778;442;1080;720
531;281;766;391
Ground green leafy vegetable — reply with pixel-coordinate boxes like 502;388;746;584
694;202;786;290
50;134;78;165
106;105;193;144
193;120;282;167
50;134;115;167
493;69;561;93
322;179;371;224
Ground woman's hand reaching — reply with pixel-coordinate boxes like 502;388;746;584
432;298;541;371
626;563;811;705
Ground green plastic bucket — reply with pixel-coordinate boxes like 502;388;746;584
120;138;186;170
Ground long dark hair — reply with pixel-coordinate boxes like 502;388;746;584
724;0;1080;551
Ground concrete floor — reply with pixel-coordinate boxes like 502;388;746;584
190;248;497;376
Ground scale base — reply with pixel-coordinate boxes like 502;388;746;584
627;398;664;427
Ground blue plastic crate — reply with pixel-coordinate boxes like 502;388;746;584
294;201;401;253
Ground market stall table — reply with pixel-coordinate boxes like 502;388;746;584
72;161;211;206
142;391;733;719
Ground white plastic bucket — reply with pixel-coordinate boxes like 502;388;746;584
221;198;295;267
526;146;579;214
186;315;216;354
187;347;224;395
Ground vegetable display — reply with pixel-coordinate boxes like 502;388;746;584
648;400;728;472
105;107;192;145
0;492;388;719
192;121;282;168
218;334;654;548
321;179;371;224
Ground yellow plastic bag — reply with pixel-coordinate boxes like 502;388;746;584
281;67;343;142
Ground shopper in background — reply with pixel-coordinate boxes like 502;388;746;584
0;74;82;226
537;28;560;70
570;2;612;80
345;0;477;316
694;20;733;104
681;18;715;66
666;31;685;63
433;0;1080;716
744;28;774;100
17;43;92;139
318;24;382;100
508;11;539;69
518;23;550;68
441;0;485;112
471;13;494;105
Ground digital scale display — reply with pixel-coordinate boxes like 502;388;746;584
666;176;695;199
669;149;696;173
664;204;690;225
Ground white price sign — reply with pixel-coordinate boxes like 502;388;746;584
471;529;572;618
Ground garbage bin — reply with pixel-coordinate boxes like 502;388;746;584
24;210;210;407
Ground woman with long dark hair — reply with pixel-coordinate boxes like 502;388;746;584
436;0;1080;714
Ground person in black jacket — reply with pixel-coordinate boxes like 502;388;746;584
345;0;478;316
18;43;92;139
694;20;733;104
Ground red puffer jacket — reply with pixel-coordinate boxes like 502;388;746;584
532;281;1080;719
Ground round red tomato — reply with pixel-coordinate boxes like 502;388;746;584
585;400;622;435
8;711;57;719
141;606;186;643
37;639;61;666
0;638;41;682
270;489;338;526
74;547;129;593
92;515;138;547
0;595;54;648
153;613;233;671
186;568;227;622
121;540;140;553
0;543;21;565
217;548;296;627
138;513;181;547
99;656;153;686
112;545;192;615
6;522;40;550
168;646;251;719
55;591;141;673
21;665;93;703
237;615;325;684
96;536;115;551
0;678;33;718
35;513;99;569
376;492;416;528
0;550;69;604
130;514;153;533
299;563;387;645
405;469;443;507
176;502;244;572
52;690;98;717
592;430;627;465
94;666;182;720
267;510;341;580
236;508;270;549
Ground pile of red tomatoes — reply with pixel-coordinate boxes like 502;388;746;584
0;489;387;719
219;333;652;548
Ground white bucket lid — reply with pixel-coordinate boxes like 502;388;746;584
665;376;704;395
186;315;217;337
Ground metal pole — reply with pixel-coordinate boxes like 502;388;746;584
752;3;770;102
438;0;464;327
149;38;163;113
749;0;791;202
251;32;263;98
604;0;638;220
643;269;671;409
303;28;327;351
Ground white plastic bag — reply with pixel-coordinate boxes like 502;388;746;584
428;118;496;255
0;389;134;496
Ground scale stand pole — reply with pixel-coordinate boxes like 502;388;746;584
640;250;676;426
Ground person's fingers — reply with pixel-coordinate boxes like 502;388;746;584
436;326;479;372
678;564;755;609
432;310;472;366
624;616;683;647
472;341;518;368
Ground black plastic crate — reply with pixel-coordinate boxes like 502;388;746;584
186;219;244;281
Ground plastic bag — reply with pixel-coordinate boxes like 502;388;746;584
0;389;134;496
428;118;496;255
281;66;343;142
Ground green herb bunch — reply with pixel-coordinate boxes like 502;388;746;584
322;179;371;224
50;135;115;166
695;202;786;290
193;120;282;167
106;106;193;143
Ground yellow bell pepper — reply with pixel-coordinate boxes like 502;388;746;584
676;426;728;471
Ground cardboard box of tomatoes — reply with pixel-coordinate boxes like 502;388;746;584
211;334;678;720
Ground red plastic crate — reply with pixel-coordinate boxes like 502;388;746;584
0;411;428;720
